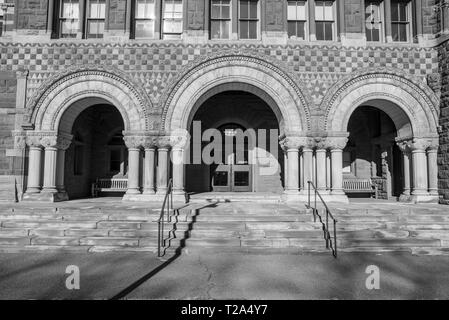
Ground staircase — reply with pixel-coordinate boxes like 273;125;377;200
0;200;448;255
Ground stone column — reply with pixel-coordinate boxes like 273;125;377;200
315;148;327;191
326;151;331;190
156;138;170;195
397;141;411;199
55;135;72;197
25;136;43;194
302;147;314;190
427;143;439;196
170;134;188;196
280;137;304;194
328;137;348;195
41;136;59;194
143;139;157;195
124;136;144;195
408;138;430;197
415;0;423;41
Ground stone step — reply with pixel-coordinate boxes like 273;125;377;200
0;228;29;236
0;237;31;246
338;238;441;248
31;237;80;246
1;221;98;229
191;214;313;222
79;237;140;247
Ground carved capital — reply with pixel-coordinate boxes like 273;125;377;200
12;131;27;150
407;138;432;152
396;140;411;154
56;135;73;151
16;69;29;79
156;136;172;149
143;136;159;149
326;137;348;150
123;136;145;149
279;136;310;151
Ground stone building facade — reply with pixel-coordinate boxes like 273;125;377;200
0;0;447;204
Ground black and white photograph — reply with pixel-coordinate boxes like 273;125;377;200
0;0;449;306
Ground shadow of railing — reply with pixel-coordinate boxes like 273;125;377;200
109;201;219;300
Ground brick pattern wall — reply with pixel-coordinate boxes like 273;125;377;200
0;71;16;176
423;0;440;36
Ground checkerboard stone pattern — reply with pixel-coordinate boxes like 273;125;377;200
0;43;439;109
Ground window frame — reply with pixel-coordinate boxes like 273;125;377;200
133;0;157;39
390;0;412;42
314;0;336;41
210;0;232;40
85;0;106;39
58;0;80;39
365;0;385;43
287;0;308;41
238;0;260;40
162;0;184;40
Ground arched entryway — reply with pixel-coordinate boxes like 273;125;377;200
185;90;284;195
64;101;126;199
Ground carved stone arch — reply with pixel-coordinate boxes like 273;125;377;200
160;51;313;134
320;68;439;139
24;65;154;134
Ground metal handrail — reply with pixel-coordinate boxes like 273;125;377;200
157;178;174;257
307;181;338;258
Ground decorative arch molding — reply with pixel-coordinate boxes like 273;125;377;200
24;65;154;133
320;68;440;138
160;51;313;133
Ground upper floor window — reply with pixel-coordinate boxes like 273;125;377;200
59;0;80;38
239;0;259;39
134;0;156;39
365;1;383;42
162;0;183;39
86;0;106;38
315;0;335;41
211;0;231;39
391;0;411;42
287;1;307;40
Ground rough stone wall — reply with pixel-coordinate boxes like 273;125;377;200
438;40;449;204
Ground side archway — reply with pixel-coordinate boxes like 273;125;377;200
161;52;313;135
321;68;439;138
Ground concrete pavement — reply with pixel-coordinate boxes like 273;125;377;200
1;250;449;299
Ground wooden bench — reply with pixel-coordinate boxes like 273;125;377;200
91;178;128;197
343;178;378;199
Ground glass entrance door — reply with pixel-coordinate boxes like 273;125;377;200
211;124;252;192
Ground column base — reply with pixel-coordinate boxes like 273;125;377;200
409;194;439;203
399;193;412;202
122;192;187;203
23;191;69;202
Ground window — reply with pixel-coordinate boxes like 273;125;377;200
211;0;231;39
110;149;122;172
86;0;106;38
315;1;335;41
163;0;183;39
134;0;156;38
0;0;4;37
74;145;84;175
59;0;80;38
342;151;352;174
365;1;383;42
239;0;258;39
287;1;307;40
391;0;411;42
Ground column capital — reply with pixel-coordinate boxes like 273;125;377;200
56;135;73;151
156;136;172;149
396;140;411;154
407;138;434;152
279;136;311;151
143;136;159;149
326;137;348;150
12;131;27;150
16;69;29;79
123;135;145;149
